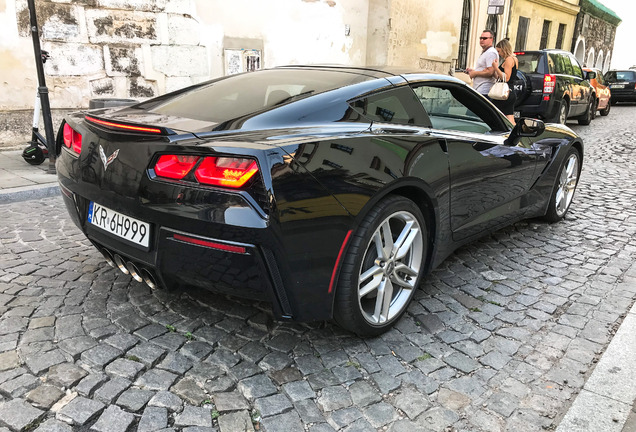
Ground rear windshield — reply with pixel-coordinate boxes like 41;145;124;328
605;70;636;82
516;53;543;74
136;69;376;123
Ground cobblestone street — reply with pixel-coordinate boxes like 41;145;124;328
1;104;636;432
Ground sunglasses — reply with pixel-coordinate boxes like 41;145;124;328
480;37;492;40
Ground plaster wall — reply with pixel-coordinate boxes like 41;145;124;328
508;0;579;51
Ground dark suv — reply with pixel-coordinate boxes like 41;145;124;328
513;49;596;125
604;70;636;104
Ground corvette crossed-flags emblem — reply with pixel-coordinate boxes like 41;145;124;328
99;145;119;170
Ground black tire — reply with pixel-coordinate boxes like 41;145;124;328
590;98;598;120
577;98;593;125
600;100;611;116
551;100;568;124
543;147;581;223
333;195;427;336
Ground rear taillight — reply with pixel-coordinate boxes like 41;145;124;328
543;74;556;94
194;157;259;188
154;155;200;180
63;123;82;154
153;155;259;188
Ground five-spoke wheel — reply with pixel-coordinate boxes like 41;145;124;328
544;148;581;222
334;196;427;336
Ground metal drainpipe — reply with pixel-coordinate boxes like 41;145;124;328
27;0;57;174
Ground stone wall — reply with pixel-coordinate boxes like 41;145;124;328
1;0;369;111
0;0;369;147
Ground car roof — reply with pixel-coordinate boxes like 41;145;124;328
275;64;466;86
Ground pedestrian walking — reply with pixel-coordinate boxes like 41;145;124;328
491;39;519;124
466;30;499;96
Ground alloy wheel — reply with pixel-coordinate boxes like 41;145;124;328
558;103;567;124
357;211;423;325
555;153;580;217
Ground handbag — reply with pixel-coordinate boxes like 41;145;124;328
488;72;510;100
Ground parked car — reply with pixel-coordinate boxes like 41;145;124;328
604;69;636;104
583;67;611;117
513;49;596;125
56;66;583;335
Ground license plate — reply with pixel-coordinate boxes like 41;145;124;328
88;202;150;247
610;84;624;89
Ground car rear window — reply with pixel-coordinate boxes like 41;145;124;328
606;71;636;82
516;52;543;74
137;68;377;123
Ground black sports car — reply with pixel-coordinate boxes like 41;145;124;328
56;66;583;336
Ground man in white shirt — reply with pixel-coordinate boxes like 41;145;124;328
466;30;499;96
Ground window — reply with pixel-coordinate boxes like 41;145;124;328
555;24;566;49
515;17;530;50
540;20;552;50
348;87;430;127
412;83;507;133
549;53;568;75
457;0;471;70
568;56;583;78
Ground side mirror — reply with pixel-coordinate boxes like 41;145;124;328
517;118;545;137
505;117;545;145
586;71;597;80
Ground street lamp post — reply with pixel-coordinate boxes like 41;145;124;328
27;0;56;174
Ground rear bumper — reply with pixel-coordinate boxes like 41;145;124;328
611;90;636;102
56;159;341;323
514;98;558;120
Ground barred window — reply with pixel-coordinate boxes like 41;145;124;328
540;20;552;50
515;17;530;50
555;24;566;49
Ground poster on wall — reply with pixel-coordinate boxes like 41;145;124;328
224;49;262;75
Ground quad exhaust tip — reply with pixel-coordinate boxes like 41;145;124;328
100;248;116;268
141;269;158;290
113;254;129;275
126;261;143;283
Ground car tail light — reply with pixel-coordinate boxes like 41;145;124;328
85;115;163;134
63;123;82;154
194;157;259;188
514;52;525;56
154;155;200;179
543;74;556;94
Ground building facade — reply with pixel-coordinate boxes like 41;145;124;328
571;0;621;72
506;0;579;52
1;0;515;112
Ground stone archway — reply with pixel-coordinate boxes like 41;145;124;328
574;38;585;63
586;47;595;67
596;50;604;70
604;53;612;73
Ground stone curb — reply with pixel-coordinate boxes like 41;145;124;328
0;183;61;204
556;275;636;432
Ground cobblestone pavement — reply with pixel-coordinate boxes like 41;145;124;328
1;105;636;432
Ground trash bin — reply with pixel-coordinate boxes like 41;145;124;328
89;98;138;109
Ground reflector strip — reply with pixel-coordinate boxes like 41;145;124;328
328;230;353;294
173;233;247;254
85;115;162;134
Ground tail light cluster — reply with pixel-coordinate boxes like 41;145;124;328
543;74;556;94
63;123;83;154
154;155;259;188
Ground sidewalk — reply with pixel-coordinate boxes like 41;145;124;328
0;149;60;203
